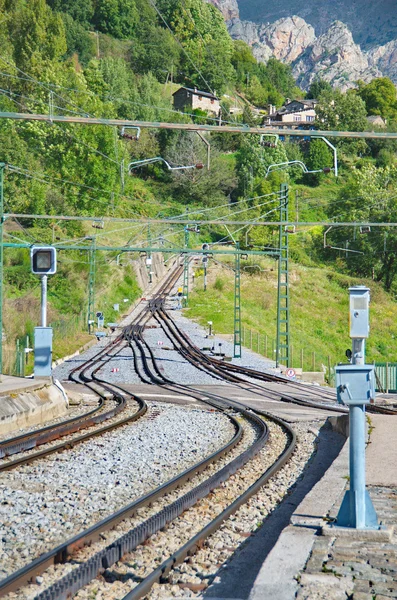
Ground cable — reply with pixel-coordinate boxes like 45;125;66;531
0;55;92;118
147;0;216;96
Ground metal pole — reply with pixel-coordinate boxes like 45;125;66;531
276;183;290;367
349;404;366;529
183;226;189;306
353;338;365;365
41;275;47;327
0;163;4;379
87;237;96;333
204;264;207;291
233;245;242;358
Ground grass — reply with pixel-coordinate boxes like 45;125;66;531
186;256;397;371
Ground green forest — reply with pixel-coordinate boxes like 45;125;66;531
1;0;397;373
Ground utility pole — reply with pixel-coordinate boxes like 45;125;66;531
147;223;152;284
183;226;189;306
87;237;96;334
276;183;290;368
0;163;4;378
234;244;242;358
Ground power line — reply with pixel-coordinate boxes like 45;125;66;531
0;71;244;126
147;0;215;95
0;111;393;139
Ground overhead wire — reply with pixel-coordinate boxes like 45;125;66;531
147;0;215;96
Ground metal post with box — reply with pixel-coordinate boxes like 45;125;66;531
31;246;57;378
334;286;378;529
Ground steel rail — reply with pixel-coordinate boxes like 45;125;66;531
0;111;396;139
0;336;124;458
0;337;148;472
121;410;295;600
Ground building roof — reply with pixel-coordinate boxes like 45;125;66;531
172;87;219;100
270;99;318;118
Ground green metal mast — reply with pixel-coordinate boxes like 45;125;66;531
87;237;96;333
183;226;189;306
147;222;152;284
233;244;242;358
276;183;290;368
0;163;4;376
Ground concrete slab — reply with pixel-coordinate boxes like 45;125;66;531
248;420;349;600
0;375;45;396
249;526;314;600
322;523;394;541
366;414;397;487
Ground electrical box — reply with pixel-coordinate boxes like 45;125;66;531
349;286;370;338
34;327;53;377
31;246;57;275
335;364;375;405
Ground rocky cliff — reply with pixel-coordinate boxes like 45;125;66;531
204;0;239;21
292;22;382;91
228;16;315;64
235;0;397;49
207;0;397;90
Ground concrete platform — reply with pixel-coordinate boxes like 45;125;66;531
248;410;397;600
0;376;67;435
0;375;46;395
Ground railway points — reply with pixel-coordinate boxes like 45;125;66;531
1;265;397;600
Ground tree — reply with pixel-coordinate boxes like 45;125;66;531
316;89;368;131
325;164;397;290
60;13;94;66
235;134;288;196
130;24;180;82
315;89;368;154
307;78;332;99
10;0;67;73
164;132;236;205
305;139;333;185
262;58;296;97
46;0;94;27
92;0;138;39
358;77;397;120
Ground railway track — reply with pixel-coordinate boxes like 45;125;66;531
0;265;298;600
3;261;390;599
0;335;147;472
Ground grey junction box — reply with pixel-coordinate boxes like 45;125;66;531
349;286;370;338
34;327;53;377
335;364;375;405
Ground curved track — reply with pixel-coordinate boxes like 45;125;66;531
4;261;391;600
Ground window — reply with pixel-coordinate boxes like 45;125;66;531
293;114;302;122
306;115;314;122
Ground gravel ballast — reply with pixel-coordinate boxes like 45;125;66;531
0;402;235;580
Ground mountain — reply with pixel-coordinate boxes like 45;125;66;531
292;21;382;91
235;0;397;49
207;0;397;90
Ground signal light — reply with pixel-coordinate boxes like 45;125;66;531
31;246;57;275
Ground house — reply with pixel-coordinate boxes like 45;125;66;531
172;87;220;116
367;115;386;128
265;99;318;126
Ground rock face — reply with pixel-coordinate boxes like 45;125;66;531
205;0;239;21
367;41;397;83
236;0;397;49
228;16;315;64
208;0;397;89
292;22;382;91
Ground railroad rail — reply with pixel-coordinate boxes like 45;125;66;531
0;264;295;599
3;261;392;599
